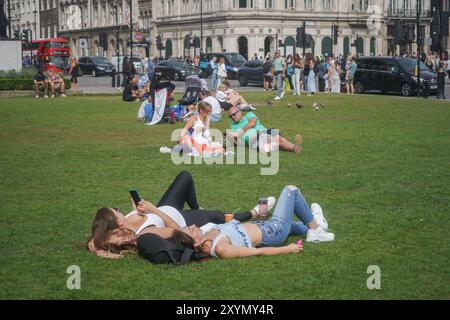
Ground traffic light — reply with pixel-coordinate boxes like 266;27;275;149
296;26;305;47
156;35;163;50
333;24;339;45
21;30;29;43
13;29;20;40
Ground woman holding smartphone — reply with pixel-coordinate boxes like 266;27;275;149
87;171;275;259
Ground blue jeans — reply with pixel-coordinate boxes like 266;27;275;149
211;72;218;90
209;113;222;123
256;186;314;247
275;72;284;97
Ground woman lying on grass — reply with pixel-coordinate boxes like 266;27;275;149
87;171;273;259
140;185;335;259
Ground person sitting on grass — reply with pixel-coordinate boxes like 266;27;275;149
199;90;222;123
216;81;256;111
47;70;67;98
176;101;224;157
157;185;335;259
122;76;143;102
87;171;273;259
226;106;302;153
33;69;49;98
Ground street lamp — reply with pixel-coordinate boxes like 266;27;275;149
200;0;203;54
33;0;37;39
116;0;121;86
129;0;133;59
416;0;421;97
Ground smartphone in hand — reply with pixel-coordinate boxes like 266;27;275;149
129;189;142;206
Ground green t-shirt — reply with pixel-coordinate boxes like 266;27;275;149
273;57;286;73
348;62;357;78
230;112;267;144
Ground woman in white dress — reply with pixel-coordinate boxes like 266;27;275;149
179;102;224;156
217;57;228;89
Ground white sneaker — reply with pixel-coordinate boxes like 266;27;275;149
274;96;281;100
51;94;55;98
306;226;335;242
35;95;39;98
159;146;172;154
44;95;49;98
252;196;276;218
60;93;67;98
280;92;285;98
311;203;328;231
248;104;257;111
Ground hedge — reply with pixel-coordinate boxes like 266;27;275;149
0;78;72;91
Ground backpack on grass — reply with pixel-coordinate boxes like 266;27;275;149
137;233;208;265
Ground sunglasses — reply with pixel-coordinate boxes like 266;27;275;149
229;111;240;119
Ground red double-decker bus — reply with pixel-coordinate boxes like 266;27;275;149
23;38;71;73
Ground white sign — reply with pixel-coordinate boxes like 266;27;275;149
80;38;88;49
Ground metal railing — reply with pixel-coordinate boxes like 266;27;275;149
387;9;432;18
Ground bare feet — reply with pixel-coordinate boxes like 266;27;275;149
294;134;302;154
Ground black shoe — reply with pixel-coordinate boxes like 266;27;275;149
296;103;304;109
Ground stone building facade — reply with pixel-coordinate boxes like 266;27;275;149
152;0;435;59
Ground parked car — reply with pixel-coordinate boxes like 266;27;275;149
78;56;115;77
236;60;264;86
354;56;438;97
199;52;247;79
155;59;201;81
111;56;143;74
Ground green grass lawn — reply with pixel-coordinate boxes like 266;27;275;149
0;92;449;300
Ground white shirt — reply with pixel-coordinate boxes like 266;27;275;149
202;96;222;115
126;206;187;232
215;90;228;102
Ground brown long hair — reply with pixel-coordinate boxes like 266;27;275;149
170;230;195;249
87;208;119;251
86;207;137;255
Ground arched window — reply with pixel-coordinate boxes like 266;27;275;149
217;36;224;52
343;37;350;56
356;37;364;56
238;36;248;60
284;36;296;57
165;39;172;58
370;37;376;56
321;37;332;56
264;36;275;57
206;37;212;53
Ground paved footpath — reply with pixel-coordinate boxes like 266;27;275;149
77;75;450;101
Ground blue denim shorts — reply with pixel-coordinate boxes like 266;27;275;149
255;217;291;247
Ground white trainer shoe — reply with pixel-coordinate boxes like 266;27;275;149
252;196;276;218
306;226;335;242
274;96;281;100
311;203;328;231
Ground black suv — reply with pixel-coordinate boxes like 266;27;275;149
78;56;116;77
155;59;201;81
354;56;437;96
199;52;247;79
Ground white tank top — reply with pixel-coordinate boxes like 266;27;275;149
126;210;164;234
125;206;187;233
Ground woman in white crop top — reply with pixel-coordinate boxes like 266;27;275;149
87;171;258;259
164;185;335;260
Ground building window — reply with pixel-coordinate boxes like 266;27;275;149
285;0;295;9
235;0;253;8
265;0;273;8
322;0;332;11
304;0;314;10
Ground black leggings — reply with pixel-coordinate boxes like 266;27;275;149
157;171;252;226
